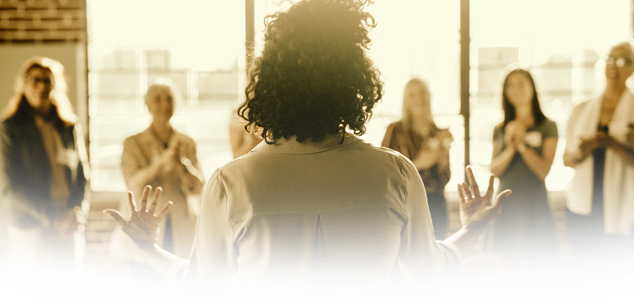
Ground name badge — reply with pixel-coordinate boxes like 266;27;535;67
525;132;542;148
57;149;79;169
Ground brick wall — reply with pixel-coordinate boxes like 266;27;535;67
0;0;86;42
0;199;574;299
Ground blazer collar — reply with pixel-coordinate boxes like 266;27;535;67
139;127;182;149
252;134;363;155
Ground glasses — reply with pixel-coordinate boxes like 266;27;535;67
23;74;54;86
605;56;633;68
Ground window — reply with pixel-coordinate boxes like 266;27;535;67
87;0;245;191
470;0;631;191
87;0;632;194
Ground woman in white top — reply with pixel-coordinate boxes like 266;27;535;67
564;42;634;299
105;0;511;297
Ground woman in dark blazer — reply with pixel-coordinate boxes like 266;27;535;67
0;56;89;277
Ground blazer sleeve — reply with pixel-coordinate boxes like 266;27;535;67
67;124;89;209
181;137;205;195
120;136;145;194
0;121;57;227
167;170;239;299
396;156;462;284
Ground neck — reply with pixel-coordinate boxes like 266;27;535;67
411;118;431;132
33;102;52;118
150;121;173;142
604;84;625;103
514;105;534;124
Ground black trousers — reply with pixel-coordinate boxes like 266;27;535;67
405;193;448;300
130;216;174;300
566;210;634;300
566;148;634;299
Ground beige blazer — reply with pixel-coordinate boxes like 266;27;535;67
175;136;461;294
110;127;204;260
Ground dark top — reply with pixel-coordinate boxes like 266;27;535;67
381;121;451;193
0;102;87;228
491;118;558;258
591;125;609;222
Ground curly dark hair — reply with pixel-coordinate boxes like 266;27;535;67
238;0;384;144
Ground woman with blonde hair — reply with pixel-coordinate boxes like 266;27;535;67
0;56;89;277
110;79;204;263
382;78;452;238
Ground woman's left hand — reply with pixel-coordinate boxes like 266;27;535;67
104;185;172;249
457;166;512;230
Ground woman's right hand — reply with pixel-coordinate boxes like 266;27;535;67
504;122;518;149
162;139;181;163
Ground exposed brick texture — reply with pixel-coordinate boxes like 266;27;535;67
0;0;86;42
0;200;574;299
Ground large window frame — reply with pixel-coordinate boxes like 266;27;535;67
86;0;634;198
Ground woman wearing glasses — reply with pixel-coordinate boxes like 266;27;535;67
564;41;634;253
0;57;89;277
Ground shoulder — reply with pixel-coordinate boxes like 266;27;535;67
436;127;452;138
362;139;416;176
1;115;34;139
122;130;148;148
174;130;196;146
384;120;405;134
493;122;504;134
572;99;593;115
541;118;557;128
538;118;558;136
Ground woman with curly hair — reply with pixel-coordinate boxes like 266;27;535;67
106;0;510;295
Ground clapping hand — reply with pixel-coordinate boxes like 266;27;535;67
104;185;172;249
505;121;526;150
457;166;512;230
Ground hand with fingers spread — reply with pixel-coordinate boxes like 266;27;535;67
104;185;173;249
457;166;512;231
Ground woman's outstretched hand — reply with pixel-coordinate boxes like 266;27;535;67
104;185;172;249
457;166;512;231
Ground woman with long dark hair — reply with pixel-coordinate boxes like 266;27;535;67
0;57;89;277
105;0;510;296
382;78;452;238
489;67;559;260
